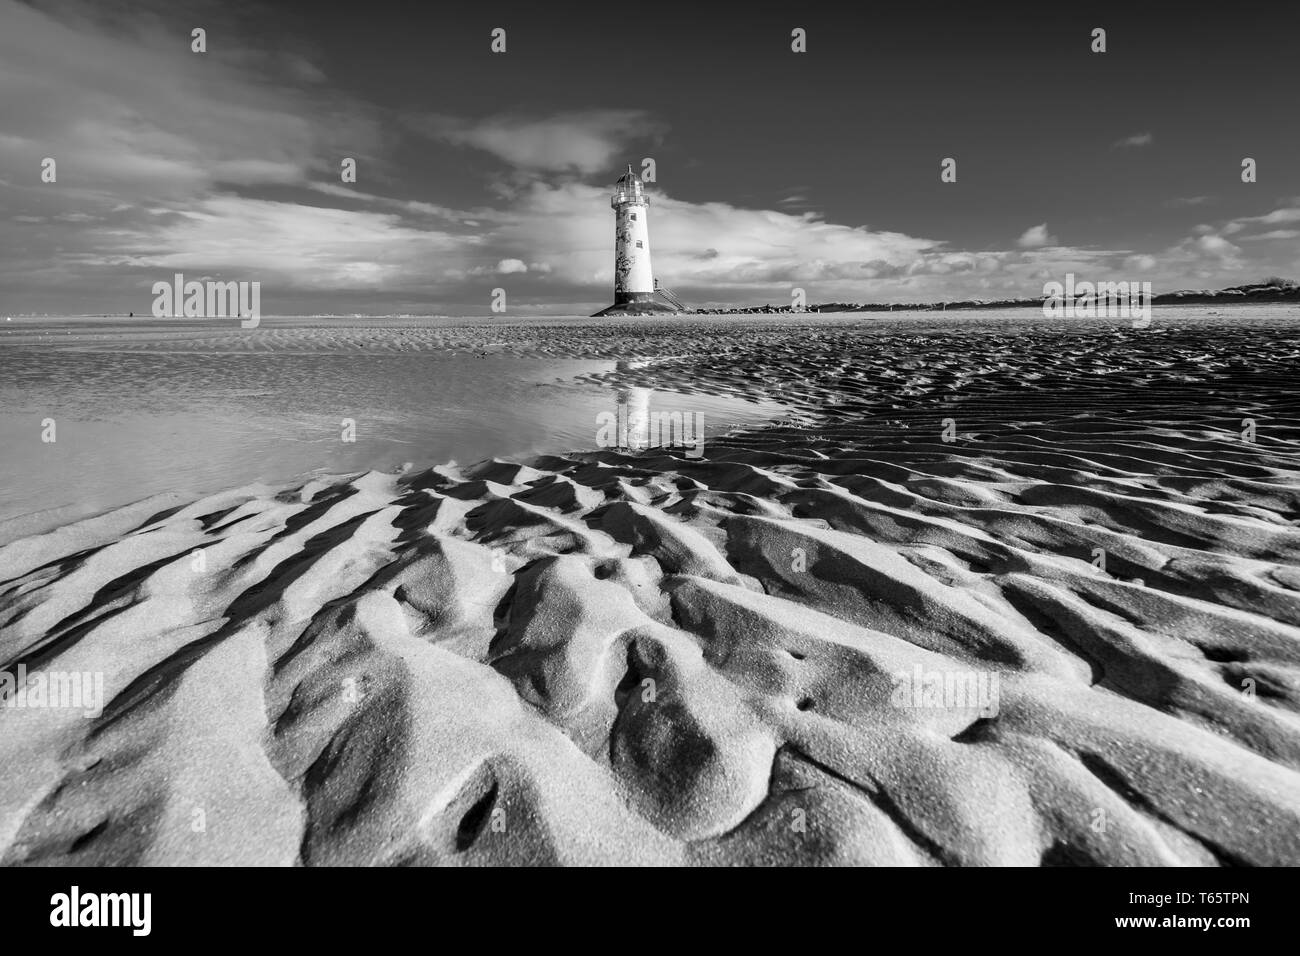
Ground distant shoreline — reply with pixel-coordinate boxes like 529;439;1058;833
700;281;1300;316
8;281;1298;320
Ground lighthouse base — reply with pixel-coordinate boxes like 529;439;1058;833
592;291;684;317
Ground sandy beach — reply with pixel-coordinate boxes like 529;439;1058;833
3;306;1300;866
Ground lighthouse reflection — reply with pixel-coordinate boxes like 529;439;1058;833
598;383;705;459
616;386;654;451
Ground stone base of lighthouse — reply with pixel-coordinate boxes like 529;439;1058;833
591;292;682;317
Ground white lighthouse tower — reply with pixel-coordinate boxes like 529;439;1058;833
593;165;684;316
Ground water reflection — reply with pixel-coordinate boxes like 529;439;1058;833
0;345;777;530
606;386;705;458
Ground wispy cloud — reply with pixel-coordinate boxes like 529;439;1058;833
406;110;667;176
1223;206;1300;235
1112;132;1154;149
1240;230;1300;242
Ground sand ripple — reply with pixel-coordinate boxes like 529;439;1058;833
3;309;1299;865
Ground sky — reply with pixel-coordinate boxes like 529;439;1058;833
1;0;1298;315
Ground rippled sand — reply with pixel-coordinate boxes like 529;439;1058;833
2;307;1299;865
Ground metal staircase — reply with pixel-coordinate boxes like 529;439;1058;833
654;280;689;312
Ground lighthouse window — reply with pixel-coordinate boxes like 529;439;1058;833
630;213;637;220
636;240;643;248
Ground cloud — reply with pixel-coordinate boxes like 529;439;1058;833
1240;230;1300;242
1205;204;1300;241
1227;207;1300;231
1191;235;1241;258
0;1;377;204
1112;132;1154;149
407;110;667;175
72;195;467;291
1016;223;1056;248
1156;233;1245;282
1154;204;1300;289
1;1;1292;313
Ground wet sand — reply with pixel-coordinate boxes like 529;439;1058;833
2;306;1299;865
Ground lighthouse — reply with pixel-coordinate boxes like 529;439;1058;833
592;165;685;316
